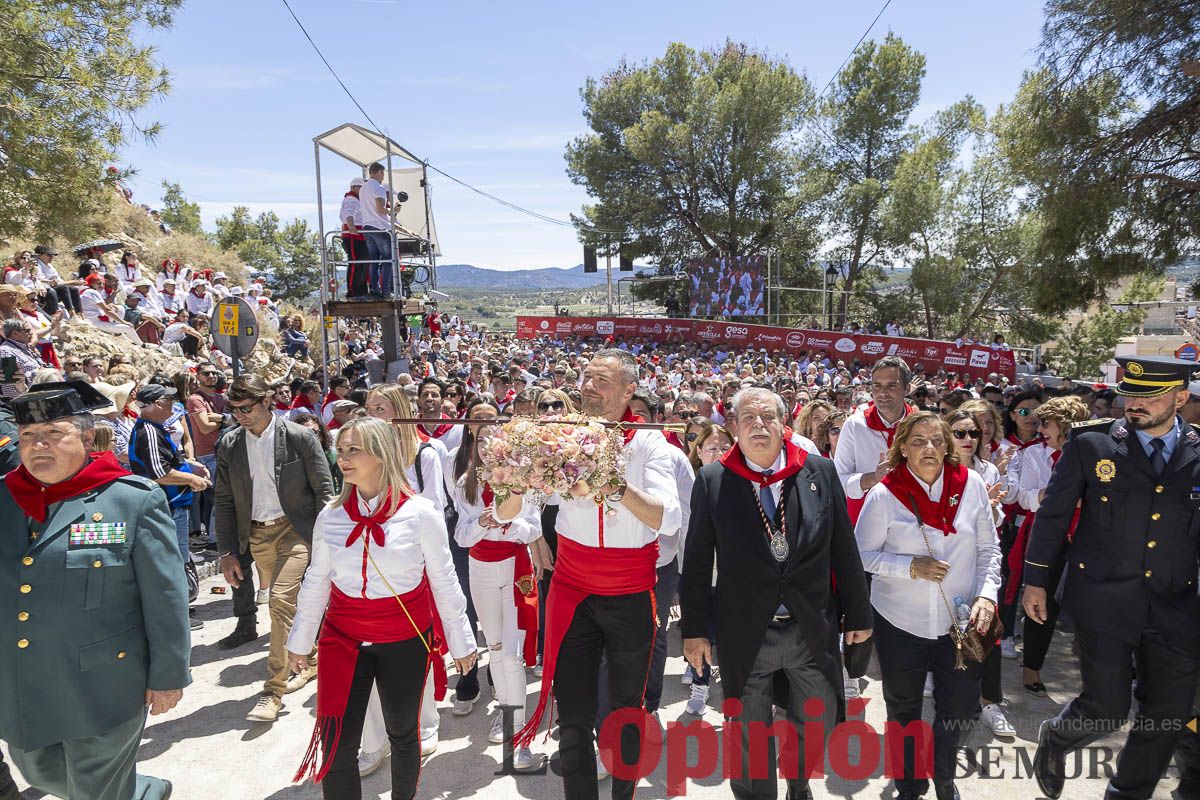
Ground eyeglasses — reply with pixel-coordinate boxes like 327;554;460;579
537;400;566;413
952;429;982;440
228;402;262;415
685;432;698;442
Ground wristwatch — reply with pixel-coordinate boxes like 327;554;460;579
607;481;627;503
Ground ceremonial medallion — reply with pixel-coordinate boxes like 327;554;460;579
1095;459;1117;483
769;532;789;562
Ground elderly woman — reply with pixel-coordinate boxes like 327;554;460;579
287;417;476;799
1011;395;1090;697
856;411;1002;800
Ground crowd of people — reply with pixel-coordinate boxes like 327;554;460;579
2;301;1200;800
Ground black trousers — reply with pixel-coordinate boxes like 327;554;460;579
873;610;982;796
40;285;81;315
1047;623;1199;799
447;533;480;700
1174;683;1200;798
343;236;369;298
232;548;257;624
1022;560;1064;672
321;636;429;800
555;591;655;800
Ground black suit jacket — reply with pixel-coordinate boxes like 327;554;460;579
1025;418;1200;654
680;451;872;709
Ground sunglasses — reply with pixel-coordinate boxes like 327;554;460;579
828;426;841;435
538;400;566;413
685;432;698;442
1015;407;1034;417
952;429;982;440
228;402;262;415
200;371;220;377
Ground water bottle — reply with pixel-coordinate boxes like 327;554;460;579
953;596;971;633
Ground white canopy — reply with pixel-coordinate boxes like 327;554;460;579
314;123;440;255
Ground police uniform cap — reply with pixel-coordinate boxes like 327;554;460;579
11;381;111;425
1114;356;1198;398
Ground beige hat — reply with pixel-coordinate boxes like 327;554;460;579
92;380;136;416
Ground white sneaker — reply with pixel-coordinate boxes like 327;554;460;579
358;744;389;776
1000;638;1018;659
419;730;438;757
534;657;543;677
843;667;860;699
980;702;1016;739
513;746;538;771
686;683;709;716
596;751;610;780
923;674;934;698
681;664;694;685
452;695;477;716
255;588;269;605
489;712;505;744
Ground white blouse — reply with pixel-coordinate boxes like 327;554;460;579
452;475;543;550
287;494;475;659
1016;442;1056;513
855;466;1003;639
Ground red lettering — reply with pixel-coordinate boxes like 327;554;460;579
883;719;935;780
596;707;662;783
665;718;719;797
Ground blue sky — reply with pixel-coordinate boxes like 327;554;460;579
121;0;1046;270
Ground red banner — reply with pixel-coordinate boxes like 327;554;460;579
515;316;1016;382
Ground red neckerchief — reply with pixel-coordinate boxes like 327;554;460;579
880;463;969;535
719;437;808;487
121;407;138;420
5;451;130;523
274;401;290;412
989;439;999;454
1050;449;1062;467
420;415;454;439
620;405;644;444
321;390;340;410
344;487;406;598
864;403;914;447
482;482;495;507
1020;435;1045;450
291;395;313;410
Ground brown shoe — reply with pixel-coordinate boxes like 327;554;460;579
284;665;318;694
246;693;283;723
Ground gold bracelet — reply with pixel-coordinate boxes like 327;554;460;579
910;559;918;580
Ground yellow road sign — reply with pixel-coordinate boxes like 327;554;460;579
218;302;239;337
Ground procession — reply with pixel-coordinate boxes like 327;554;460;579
4;1;1200;798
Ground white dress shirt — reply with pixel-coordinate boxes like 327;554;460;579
410;443;448;509
339;194;363;229
659;442;694;569
855;466;1002;639
287;495;476;659
185;291;212;317
834;409;899;501
358;178;389;229
452;476;543;549
1016;442;1056;513
246;416;285;521
533;428;682;549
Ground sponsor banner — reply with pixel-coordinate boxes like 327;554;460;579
515;317;1016;380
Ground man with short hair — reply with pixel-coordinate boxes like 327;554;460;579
215;376;334;719
359;162;392;298
0;381;189;799
187;365;228;552
833;355;915;524
0;318;46;387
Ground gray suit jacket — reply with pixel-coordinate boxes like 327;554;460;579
215;417;334;555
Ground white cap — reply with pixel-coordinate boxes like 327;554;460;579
213;271;227;280
230;286;244;295
350;177;365;188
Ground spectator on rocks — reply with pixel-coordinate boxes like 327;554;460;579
281;316;310;360
115;250;144;289
159;278;183;315
185;280;213;320
211;272;230;300
16;288;62;368
80;274;142;345
31;245;83;316
0;318;47;386
162;309;206;358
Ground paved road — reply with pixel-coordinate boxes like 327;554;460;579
7;576;1190;798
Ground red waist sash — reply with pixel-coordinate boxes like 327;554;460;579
295;579;440;784
470;539;540;668
513;535;657;748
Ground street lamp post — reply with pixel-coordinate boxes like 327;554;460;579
824;265;839;330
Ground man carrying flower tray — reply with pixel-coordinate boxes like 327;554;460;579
495;347;681;800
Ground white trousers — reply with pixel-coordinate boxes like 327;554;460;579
89;318;143;345
469;555;527;728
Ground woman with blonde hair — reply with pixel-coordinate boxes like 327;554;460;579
287;417;476;799
793;398;834;440
452;395;543;770
533;387;575;416
856;410;1002;800
1010;395;1090;697
687;424;733;473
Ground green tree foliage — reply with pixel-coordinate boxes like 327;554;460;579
159;181;202;236
214;207;321;303
0;0;181;240
1049;274;1163;378
566;41;814;279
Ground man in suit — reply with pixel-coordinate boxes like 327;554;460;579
216;375;334;723
0;382;190;799
1024;356;1200;800
682;386;873;800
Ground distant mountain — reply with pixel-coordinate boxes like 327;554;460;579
435;264;609;291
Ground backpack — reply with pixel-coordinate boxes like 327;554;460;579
414;442;460;536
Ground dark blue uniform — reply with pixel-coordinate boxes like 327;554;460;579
1025;417;1200;799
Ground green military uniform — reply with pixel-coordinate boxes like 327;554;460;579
0;383;190;799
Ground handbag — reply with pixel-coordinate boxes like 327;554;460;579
908;497;1003;669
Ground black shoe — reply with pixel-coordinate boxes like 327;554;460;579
786;786;813;800
190;618;204;631
218;624;258;650
934;782;959;800
162;779;173;799
1034;720;1066;799
896;791;922;800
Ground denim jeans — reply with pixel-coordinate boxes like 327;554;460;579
362;227;392;297
170;505;190;562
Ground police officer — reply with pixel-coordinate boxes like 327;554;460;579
1023;356;1200;800
0;382;190;799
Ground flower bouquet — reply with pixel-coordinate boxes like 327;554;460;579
477;414;625;504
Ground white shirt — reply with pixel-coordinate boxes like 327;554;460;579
834;409;900;501
132;287;165;320
339;193;363;229
409;442;448;509
287;495;475;658
159;291;182;314
855;466;1002;639
422;421;464;456
185;291;212;317
789;430;821;457
1016;442;1056;513
116;263;142;289
359;178;389;229
452;476;542;549
659;442;694;569
80;287;109;322
35;258;60;285
513;428;682;549
246;417;285;521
